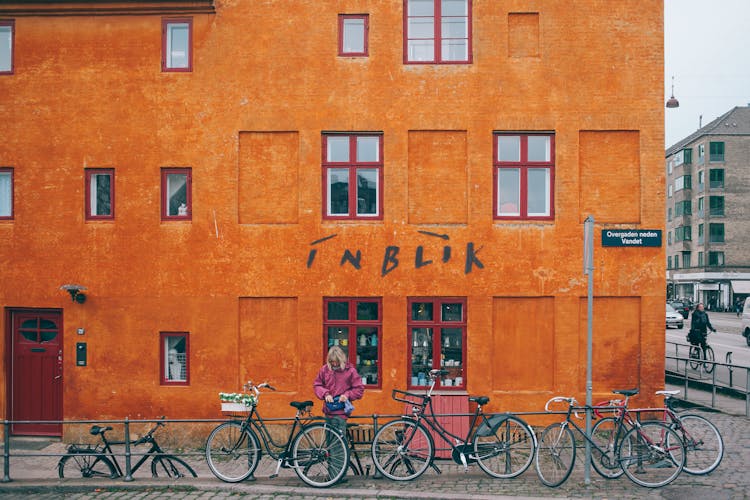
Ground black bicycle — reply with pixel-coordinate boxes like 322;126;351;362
370;369;536;481
205;380;349;488
58;417;196;479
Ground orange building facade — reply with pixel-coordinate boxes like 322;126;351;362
1;1;665;436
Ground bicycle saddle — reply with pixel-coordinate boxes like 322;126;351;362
469;396;489;406
89;425;113;435
656;390;680;397
612;388;639;397
290;400;313;410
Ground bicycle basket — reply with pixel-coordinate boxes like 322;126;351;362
475;414;509;437
219;392;256;414
392;389;427;406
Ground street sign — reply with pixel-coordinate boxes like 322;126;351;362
601;229;662;247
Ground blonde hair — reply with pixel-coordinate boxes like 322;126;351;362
327;346;347;370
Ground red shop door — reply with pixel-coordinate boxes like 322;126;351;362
10;310;63;436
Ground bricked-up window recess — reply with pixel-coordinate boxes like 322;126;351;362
161;332;189;385
0;20;13;74
162;18;192;72
339;14;368;56
494;132;555;220
85;169;115;220
322;133;383;220
404;0;471;64
161;167;192;220
324;298;382;387
408;298;466;390
0;167;12;219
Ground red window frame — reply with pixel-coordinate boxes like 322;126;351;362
338;14;369;57
403;0;472;64
161;167;192;220
407;297;466;390
322;133;383;220
161;17;192;72
85;168;115;220
0;167;13;220
0;20;14;75
323;297;382;388
160;331;189;385
493;132;555;221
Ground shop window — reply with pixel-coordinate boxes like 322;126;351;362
160;332;189;385
709;168;724;189
161;168;191;220
162;18;192;72
404;0;471;64
494;132;554;220
0;20;13;74
339;14;368;56
323;133;383;220
85;169;114;220
0;167;13;219
408;297;466;390
324;298;381;387
709;141;724;162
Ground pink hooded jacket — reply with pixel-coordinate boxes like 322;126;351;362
313;362;365;418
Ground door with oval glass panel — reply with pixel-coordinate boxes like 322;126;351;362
10;310;63;435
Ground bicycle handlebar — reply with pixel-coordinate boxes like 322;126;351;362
544;396;577;412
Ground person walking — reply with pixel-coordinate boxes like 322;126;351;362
313;345;364;483
689;302;716;351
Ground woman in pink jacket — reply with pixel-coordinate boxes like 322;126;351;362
313;346;365;482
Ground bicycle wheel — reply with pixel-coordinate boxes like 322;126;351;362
292;422;349;487
58;452;117;479
474;415;535;478
670;414;723;475
151;455;197;478
688;346;701;370
205;421;261;483
590;417;625;479
535;423;575;488
619;421;685;488
371;419;434;481
702;346;715;374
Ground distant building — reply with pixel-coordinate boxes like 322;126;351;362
665;106;750;310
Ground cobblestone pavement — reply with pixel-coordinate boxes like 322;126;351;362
1;406;748;499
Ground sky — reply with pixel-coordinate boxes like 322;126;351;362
664;0;750;148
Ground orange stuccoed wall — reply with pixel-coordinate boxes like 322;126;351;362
0;1;665;428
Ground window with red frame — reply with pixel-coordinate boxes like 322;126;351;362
324;298;381;387
404;0;471;64
408;298;466;390
161;167;192;220
0;20;14;75
494;132;555;220
162;18;192;72
160;332;189;385
0;167;13;219
323;133;383;220
339;14;368;56
85;168;114;220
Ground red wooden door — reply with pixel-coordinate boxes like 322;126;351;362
11;310;63;436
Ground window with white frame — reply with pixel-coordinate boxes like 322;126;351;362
161;332;189;384
0;20;13;74
0;167;12;219
85;169;114;220
405;0;471;64
161;168;192;219
339;14;368;56
494;132;554;220
323;133;383;220
162;18;192;72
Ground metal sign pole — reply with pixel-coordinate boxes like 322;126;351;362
583;215;594;485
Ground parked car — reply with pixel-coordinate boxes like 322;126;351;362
666;304;684;329
741;297;750;346
668;300;692;319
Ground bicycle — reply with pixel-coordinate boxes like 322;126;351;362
687;331;715;374
595;389;723;475
370;369;536;481
535;389;686;488
58;417;196;479
204;380;349;488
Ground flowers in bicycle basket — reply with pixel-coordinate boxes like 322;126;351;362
219;392;257;407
